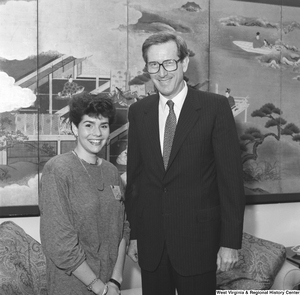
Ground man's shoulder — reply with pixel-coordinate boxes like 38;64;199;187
188;86;225;101
129;93;158;110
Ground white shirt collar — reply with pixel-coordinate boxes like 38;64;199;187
159;81;187;113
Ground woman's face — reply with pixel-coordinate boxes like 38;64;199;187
73;114;110;158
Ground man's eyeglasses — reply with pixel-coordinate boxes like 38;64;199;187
146;59;182;74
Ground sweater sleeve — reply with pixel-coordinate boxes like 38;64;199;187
39;162;86;275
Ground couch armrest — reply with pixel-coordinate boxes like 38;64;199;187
271;260;300;290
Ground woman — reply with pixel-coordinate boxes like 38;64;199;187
39;92;130;295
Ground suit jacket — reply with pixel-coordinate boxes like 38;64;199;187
125;86;245;276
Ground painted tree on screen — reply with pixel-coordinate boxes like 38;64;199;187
240;103;300;182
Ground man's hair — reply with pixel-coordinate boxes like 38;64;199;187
69;91;116;127
142;32;189;63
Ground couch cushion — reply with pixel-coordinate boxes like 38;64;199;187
0;221;47;295
217;232;286;290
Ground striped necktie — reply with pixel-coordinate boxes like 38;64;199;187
163;100;176;169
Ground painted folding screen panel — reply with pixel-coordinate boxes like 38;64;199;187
0;0;39;214
209;0;300;202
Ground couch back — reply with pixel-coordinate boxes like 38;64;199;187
0;221;47;295
0;221;287;293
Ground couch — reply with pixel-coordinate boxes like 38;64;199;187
1;221;300;295
0;221;47;295
121;233;300;294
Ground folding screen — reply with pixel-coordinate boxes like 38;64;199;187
1;0;300;217
209;0;300;203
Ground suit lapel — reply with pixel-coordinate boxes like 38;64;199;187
143;94;165;173
166;89;202;171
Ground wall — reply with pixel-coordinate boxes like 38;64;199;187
243;202;300;247
2;202;300;247
0;216;41;242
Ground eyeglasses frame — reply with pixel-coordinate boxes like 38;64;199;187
146;58;182;74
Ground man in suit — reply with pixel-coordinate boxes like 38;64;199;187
125;32;245;295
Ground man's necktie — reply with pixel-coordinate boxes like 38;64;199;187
163;100;177;169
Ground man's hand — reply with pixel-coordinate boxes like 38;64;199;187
217;247;238;272
127;240;138;262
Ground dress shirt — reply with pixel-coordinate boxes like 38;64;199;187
159;81;188;154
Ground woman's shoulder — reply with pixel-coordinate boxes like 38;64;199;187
43;152;74;173
101;158;118;171
101;159;121;178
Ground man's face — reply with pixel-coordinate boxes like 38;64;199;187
147;41;189;100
